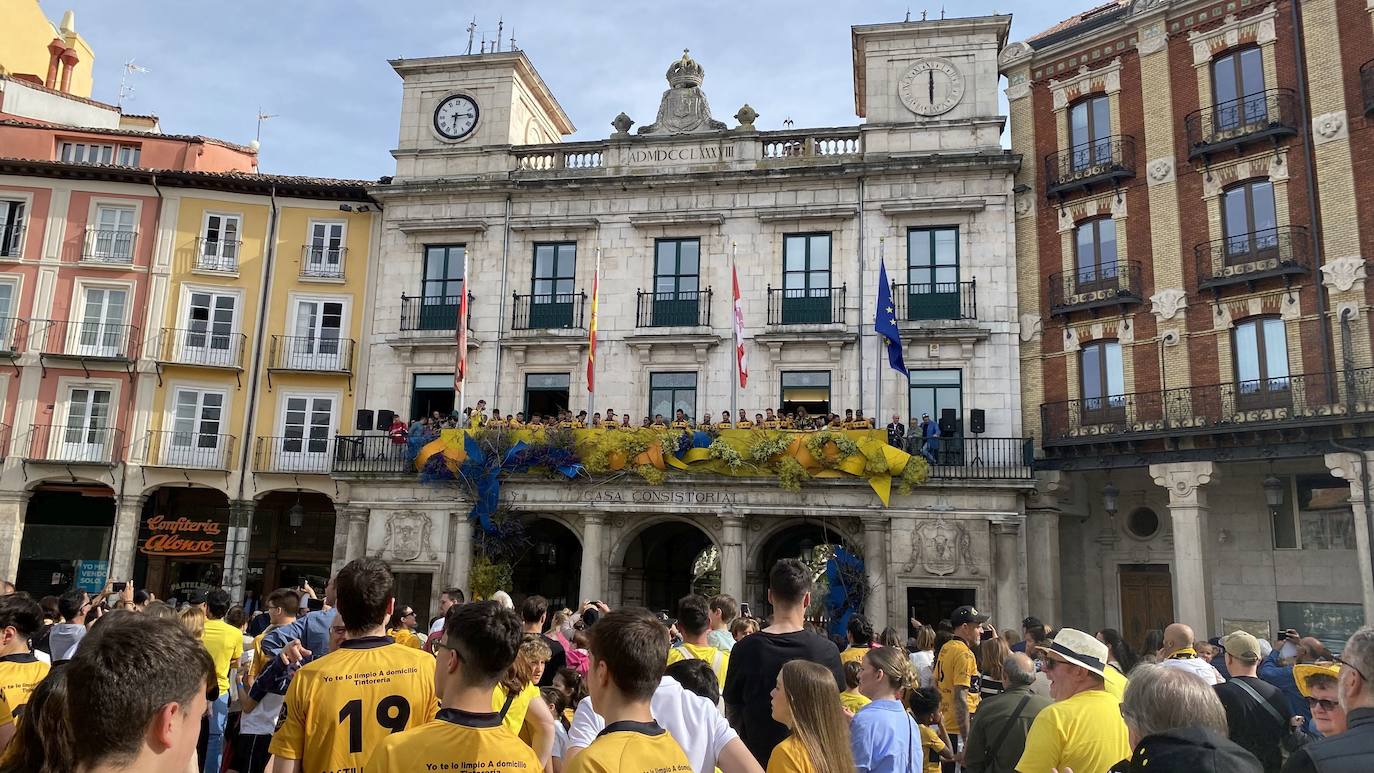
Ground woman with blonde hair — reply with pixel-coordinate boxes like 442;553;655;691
497;633;556;765
851;645;923;773
178;605;206;638
909;624;937;689
768;660;855;773
977;636;1011;697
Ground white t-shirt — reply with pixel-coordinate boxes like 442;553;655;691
552;722;569;759
428;616;445;636
240;692;285;736
1161;655;1224;685
910;649;935;689
569;675;738;773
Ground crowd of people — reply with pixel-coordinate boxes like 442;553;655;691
0;560;1367;772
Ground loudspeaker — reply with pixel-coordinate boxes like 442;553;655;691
355;409;374;431
969;409;986;435
376;409;396;430
938;409;957;435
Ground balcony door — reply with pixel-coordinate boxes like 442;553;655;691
1;200;24;258
1233;317;1290;410
91;205;135;263
166;388;226;467
782;233;832;324
73;286;128;357
1073;218;1118;295
181;290;237;366
531;243;576;328
200;214;240;271
1213;47;1266;133
305;221;345;277
906;227;959;320
0;279;15;352
278;395;334;472
1222;180;1278;265
420;245;465;330
1081;340;1125;424
653;238;700;326
1068;95;1112;173
289;299;344;370
60;387;112;462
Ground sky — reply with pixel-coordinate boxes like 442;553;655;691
43;0;1076;181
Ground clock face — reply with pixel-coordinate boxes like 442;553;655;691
434;94;479;140
898;58;966;117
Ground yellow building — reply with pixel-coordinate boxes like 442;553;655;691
0;0;95;98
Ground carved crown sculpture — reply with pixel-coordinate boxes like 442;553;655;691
667;49;705;88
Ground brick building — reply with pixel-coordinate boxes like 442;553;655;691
1002;0;1374;650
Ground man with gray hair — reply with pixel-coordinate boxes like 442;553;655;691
1119;663;1260;770
1280;625;1374;773
961;652;1051;773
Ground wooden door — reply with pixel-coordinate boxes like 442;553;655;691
1120;564;1174;653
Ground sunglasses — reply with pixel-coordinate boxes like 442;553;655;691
1304;695;1340;712
1335;656;1368;682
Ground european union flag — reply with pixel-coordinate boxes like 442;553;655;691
875;260;908;376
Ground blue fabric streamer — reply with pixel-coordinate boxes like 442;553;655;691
825;547;866;638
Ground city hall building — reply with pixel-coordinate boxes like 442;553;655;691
332;16;1042;629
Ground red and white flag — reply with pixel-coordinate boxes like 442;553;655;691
454;251;469;394
732;265;748;388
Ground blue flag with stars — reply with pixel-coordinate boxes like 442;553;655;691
875;260;908;376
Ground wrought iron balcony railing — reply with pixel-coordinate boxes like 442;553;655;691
1185;88;1299;160
301;245;346;279
332;434;415;475
83;228;137;264
890;281;977;321
766;285;846;326
254;435;334;474
142;429;236;469
1047;260;1143;316
1195;225;1311;292
511;291;587;331
196;237;241;273
35;320;139;360
267;335;355;372
635;288;712;328
0;317;24;355
25;424;123;465
399;293;475;332
1044;135;1136;198
920;436;1033;480
1041;368;1373;446
151;327;247;369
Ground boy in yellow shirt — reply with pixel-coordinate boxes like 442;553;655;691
566;608;693;773
366;601;540;772
664;594;729;692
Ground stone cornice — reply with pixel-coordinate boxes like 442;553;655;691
754;205;858;222
880;196;990;215
392;218;488;234
629;211;726;228
508;217;600;232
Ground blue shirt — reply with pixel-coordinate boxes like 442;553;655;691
1259;651;1317;735
260;608;337;663
850;699;922;773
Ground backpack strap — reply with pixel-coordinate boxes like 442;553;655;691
1231;678;1288;728
497;688;518;721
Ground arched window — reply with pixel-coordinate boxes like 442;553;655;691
1212;46;1266;131
1232;316;1290;408
1221;179;1278;264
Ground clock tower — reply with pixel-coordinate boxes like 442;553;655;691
851;15;1010;152
389;50;574;180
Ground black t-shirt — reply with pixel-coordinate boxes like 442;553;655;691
1214;675;1291;773
537;633;566;687
722;628;845;764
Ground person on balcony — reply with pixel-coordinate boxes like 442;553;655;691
761;409;782;429
651;414;668;429
717;411;733;428
672;410;692;430
736;410;753;429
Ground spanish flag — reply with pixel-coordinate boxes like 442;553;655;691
586;248;600;393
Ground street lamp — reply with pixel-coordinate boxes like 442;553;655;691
1102;481;1119;519
799;538;816;564
287;494;305;529
1262;474;1284;517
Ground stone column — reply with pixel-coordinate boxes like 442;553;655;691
720;514;746;602
1149;462;1217;635
223;499;254;601
446;511;471;598
992;519;1023;629
1026;472;1067;623
108;495;146;583
862;516;889;629
1324;452;1374;624
580;513;605;603
0;491;30;583
335;506;370;574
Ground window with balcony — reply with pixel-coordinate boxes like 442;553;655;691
415;244;465;331
649;372;696;422
524;373;570;418
530;242;576;328
1222;180;1278;265
181;290;237;366
650;238;701;326
1212;47;1266;131
1074;217;1118;291
74;285;129;357
1068;95;1111;173
277;394;335;471
1080;340;1124;422
286;299;345;370
166;388;227;467
0;201;24;258
304;221;346;278
88;205;136;263
781;371;831;417
199;214;240;272
781;233;833;324
909;370;962;434
905;227;961;320
0;278;16;352
60;386;112;462
1233;316;1289;408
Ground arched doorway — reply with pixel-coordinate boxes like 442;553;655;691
620;520;716;614
19;482;115;596
246;492;336;606
753;520;853;629
510;518;582;611
134;487;232;600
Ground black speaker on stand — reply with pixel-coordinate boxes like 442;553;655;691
355;409;375;431
376;409;396;430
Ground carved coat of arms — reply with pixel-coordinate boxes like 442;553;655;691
375;511;438;562
903;515;979;576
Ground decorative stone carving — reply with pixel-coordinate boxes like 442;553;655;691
1014;191;1034;217
733;104;758;131
1149;461;1215;503
1150;288;1188;320
374;511;438;562
1136;22;1168;56
902;515;979;576
1321;256;1367;293
1130;0;1171;14
1313;111;1348;145
998;41;1033;68
1018;313;1043;343
1048;58;1122;112
639;50;727;135
1187;6;1278;68
1005;75;1030;102
611;112;634;136
1146;157;1175;186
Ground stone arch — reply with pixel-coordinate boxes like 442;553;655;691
612;515;719;613
137;479;233;500
511;515;583;611
746;516;857;574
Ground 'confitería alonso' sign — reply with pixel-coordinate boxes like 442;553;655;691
139;515;226;557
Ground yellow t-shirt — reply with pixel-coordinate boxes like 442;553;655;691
1015;688;1130;773
840;645;873;666
920;724;946;773
0;654;49;718
565;721;693;773
935;638;980;735
736;420;754;429
671;420;691;429
269;637;439;773
388;628;422;649
365;707;542;772
840;690;871;713
766;734;816;773
666;642;729;691
246;631;271;682
201;619;243;695
1103;663;1128;700
491;680;540;736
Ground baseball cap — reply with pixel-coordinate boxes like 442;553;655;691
1022;616;1043;629
1222;631;1261;663
187;589;208;605
950;605;989;627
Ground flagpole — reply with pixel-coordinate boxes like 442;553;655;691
587;248;600;417
730;241;738;420
457;248;469;418
876;238;883;427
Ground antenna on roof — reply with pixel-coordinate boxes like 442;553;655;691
466;18;477;55
510;26;517;52
496;18;503;52
941;5;946;19
905;8;911;21
117;59;148;108
921;9;928;21
256;108;278;144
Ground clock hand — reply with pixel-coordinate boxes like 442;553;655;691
928;70;935;104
